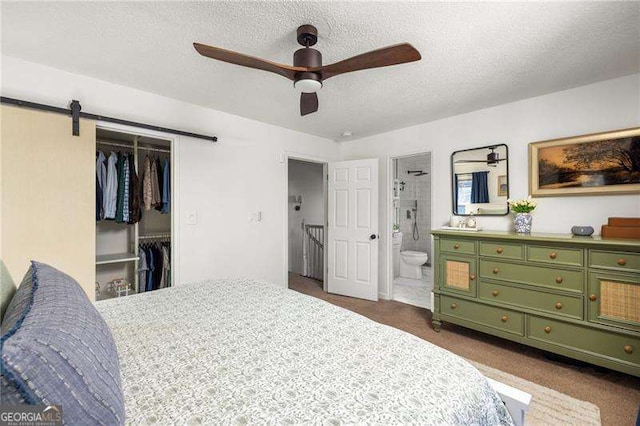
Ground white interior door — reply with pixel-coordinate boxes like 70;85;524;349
327;159;379;301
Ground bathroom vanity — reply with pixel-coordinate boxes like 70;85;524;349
431;230;640;376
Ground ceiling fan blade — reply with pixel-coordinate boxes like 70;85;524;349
300;92;318;116
194;42;306;81
317;43;421;80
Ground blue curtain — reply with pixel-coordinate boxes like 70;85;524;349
471;171;489;203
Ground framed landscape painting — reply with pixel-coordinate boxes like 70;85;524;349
529;127;640;197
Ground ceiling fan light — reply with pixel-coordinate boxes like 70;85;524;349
294;72;322;93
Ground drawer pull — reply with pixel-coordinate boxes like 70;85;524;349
492;290;499;297
617;258;626;266
450;303;458;310
544;326;552;333
496;247;504;254
453;244;460;250
501;315;508;323
493;268;499;274
555;277;563;284
555;302;563;310
589;294;597;302
549;252;557;259
624;345;633;354
469;274;476;281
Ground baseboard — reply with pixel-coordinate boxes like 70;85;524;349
378;292;388;300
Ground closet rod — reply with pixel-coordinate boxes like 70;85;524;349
97;140;170;154
139;233;171;240
97;140;135;150
0;96;217;142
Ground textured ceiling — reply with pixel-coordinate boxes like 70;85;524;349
2;2;639;141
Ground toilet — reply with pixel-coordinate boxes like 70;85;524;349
400;251;429;279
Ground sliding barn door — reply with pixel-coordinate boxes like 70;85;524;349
327;159;379;301
1;105;96;299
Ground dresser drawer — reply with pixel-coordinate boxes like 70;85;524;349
480;241;524;260
440;238;476;255
527;245;584;267
479;281;583;320
589;250;640;273
441;295;523;335
528;315;640;368
479;260;584;293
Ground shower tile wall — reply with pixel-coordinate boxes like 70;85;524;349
396;153;431;261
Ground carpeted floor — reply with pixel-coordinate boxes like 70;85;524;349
288;273;640;426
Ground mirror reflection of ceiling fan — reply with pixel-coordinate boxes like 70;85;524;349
454;146;507;167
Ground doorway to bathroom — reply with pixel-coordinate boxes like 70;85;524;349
390;152;433;309
287;158;327;292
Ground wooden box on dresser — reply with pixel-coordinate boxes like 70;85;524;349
431;230;640;377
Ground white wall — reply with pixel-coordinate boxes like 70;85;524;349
1;55;339;286
340;73;640;297
288;159;324;275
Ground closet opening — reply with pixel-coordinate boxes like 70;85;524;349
95;127;174;301
287;158;327;294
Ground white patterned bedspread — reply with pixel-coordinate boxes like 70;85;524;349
97;279;513;425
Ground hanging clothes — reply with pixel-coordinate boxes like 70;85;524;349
122;154;131;223
138;247;148;293
115;153;127;223
103;152;119;219
150;158;161;208
128;155;141;224
96;176;102;221
145;246;155;292
96;151;107;220
161;158;171;214
161;245;171;288
143;156;153;211
155;158;163;212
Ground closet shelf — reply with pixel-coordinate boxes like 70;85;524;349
96;253;139;265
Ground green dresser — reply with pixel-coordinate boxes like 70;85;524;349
432;230;640;376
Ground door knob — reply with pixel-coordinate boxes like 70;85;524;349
496;247;504;254
589;294;597;302
544;326;552;333
369;234;378;240
549;252;557;259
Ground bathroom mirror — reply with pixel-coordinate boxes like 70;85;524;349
451;144;509;216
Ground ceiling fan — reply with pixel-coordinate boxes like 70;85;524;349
455;146;507;167
193;25;421;116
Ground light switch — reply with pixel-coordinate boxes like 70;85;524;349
187;211;198;225
249;211;263;223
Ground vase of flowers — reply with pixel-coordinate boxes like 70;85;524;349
508;196;537;234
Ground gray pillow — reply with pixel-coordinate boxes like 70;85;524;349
1;261;125;425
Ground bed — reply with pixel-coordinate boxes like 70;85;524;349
2;262;514;425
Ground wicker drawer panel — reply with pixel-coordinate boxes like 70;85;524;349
479;281;583;320
440;238;476;255
528;315;640;367
589;250;640;273
479;260;584;293
527;245;584;267
479;241;524;260
441;295;523;335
